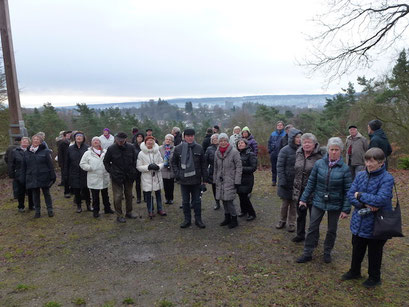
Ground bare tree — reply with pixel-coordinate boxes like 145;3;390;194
304;0;409;82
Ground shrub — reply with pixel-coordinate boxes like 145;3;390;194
44;302;62;307
397;155;409;170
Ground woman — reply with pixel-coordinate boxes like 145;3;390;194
137;136;166;218
296;137;351;264
134;132;145;203
79;137;114;218
342;148;394;288
241;126;258;156
65;131;91;213
276;128;302;232
214;133;243;228
24;134;56;218
159;134;175;204
99;128;115;150
291;133;322;242
205;133;219;210
8;137;33;212
236;138;257;221
229;126;241;147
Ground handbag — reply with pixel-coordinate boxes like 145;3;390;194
372;184;404;239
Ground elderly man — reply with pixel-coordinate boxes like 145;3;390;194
103;132;138;223
345;125;368;180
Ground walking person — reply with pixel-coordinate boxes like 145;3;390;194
214;133;243;229
291;133;322;242
24;134;56;218
276;128;303;232
296;137;352;264
99;128;115;150
241;126;258;156
367;119;392;169
58;130;72;198
346;125;368;180
133;132;145;203
159;134;175;205
103;132;138;223
236;138;257;221
268;121;286;186
171;128;208;229
79;137;114;218
205;133;220;210
64;131;91;213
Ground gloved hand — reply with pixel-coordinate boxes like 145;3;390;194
148;163;160;171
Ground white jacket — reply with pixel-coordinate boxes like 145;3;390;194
79;147;110;189
137;142;164;192
99;134;115;150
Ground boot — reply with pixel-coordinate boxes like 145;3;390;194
180;220;191;228
220;214;231;226
86;202;93;212
76;204;82;213
195;217;206;229
228;215;238;229
48;210;54;217
104;207;115;214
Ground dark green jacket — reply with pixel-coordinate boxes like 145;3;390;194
300;155;352;213
368;129;392;157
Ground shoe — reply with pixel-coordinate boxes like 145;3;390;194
341;271;362;281
288;225;296;232
291;236;305;243
362;278;381;288
168;200;174;205
272;182;277;186
86;203;93;212
246;215;256;221
220;214;231;226
158;210;167;216
117;216;126;223
228;216;238;229
213;202;220;210
125;213;137;219
93;211;99;218
48;211;54;217
275;221;286;229
296;255;312;263
148;212;154;219
136;199;141;204
195;219;206;229
64;194;71;198
18;208;25;213
323;254;332;263
179;205;183;209
238;212;247;218
165;200;170;204
104;208;115;214
76;205;82;213
180;220;191;228
34;212;41;218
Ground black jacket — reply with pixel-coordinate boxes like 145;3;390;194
171;142;208;185
24;144;56;189
65;143;89;189
204;144;217;184
103;142;137;184
369;129;392;157
8;147;26;184
237;147;257;194
202;133;212;154
174;132;182;146
58;139;70;168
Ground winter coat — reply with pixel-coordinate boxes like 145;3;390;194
99;134;115;150
202;133;212;154
65;143;89;189
171;142;208;185
79;147;110;190
174;132;182;146
368;129;392;158
24;144;56;189
300;155;352;213
345;132;368;166
57;139;70;168
348;165;394;239
137;142;164;192
279;134;289;151
276;129;302;200
159;144;175;179
4;144;17;165
268;129;286;156
237;146;257;194
229;133;241;147
205;144;217;184
292;143;323;203
103;142;137;184
213;145;242;201
244;134;258;156
8;147;26;183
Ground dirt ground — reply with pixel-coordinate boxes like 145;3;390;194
0;170;408;307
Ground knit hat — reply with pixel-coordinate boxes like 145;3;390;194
91;136;101;143
184;128;195;136
242;126;251;133
368;119;382;131
218;133;229;141
103;128;110;132
233;126;241;131
115;132;127;140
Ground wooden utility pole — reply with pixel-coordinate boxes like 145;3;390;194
0;0;26;144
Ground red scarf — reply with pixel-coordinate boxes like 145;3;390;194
219;144;229;157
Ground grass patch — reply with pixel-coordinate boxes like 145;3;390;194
72;297;86;305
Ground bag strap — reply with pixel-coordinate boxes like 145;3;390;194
394;183;400;207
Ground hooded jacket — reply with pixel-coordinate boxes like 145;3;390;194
345;132;368;166
369;129;392;158
79;147;110;190
241;127;258;156
137;142;164;192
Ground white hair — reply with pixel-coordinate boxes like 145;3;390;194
301;133;317;144
327;137;344;151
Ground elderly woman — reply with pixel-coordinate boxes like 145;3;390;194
24;134;56;218
134;132;145;203
241;127;258;156
229;126;241;147
159;134;175;204
214;133;243;228
80;137;114;218
342;148;394;288
296;137;352;264
276;128;303;232
99;128;115;150
291;133;322;242
205;133;220;210
137;136;166;218
65;131;91;213
8;137;34;212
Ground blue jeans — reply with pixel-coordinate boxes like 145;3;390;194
180;184;201;221
144;190;163;213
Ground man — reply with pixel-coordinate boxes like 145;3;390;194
172;127;182;146
58;130;72;195
171;128;208;229
268;121;286;186
99;128;115;150
4;137;21;166
368;119;392;169
279;124;294;150
131;127;139;144
345;125;368;179
103;132;138;222
202;128;213;153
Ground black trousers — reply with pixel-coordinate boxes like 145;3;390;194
296;202;312;238
181;184;201;221
350;234;387;281
31;187;53;213
73;187;90;206
135;172;142;201
238;193;256;216
163;178;174;201
270;154;278;183
211;183;219;204
61;168;70;195
13;180;34;209
90;188;111;213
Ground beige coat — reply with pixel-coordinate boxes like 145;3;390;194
345;132;368;166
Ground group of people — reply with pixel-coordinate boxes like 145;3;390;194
6;118;395;288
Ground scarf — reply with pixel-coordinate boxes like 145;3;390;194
219;144;229;157
92;147;102;157
30;146;39;153
181;142;196;177
328;158;340;168
104;134;110;139
163;144;172;166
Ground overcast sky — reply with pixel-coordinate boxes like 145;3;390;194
5;0;396;107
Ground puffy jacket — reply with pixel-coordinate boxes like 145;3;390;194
268;129;286;156
205;144;217;184
24;144;56;189
103;142;137;184
99;134;115;150
300;155;352;213
243;133;258;156
137;142;164;192
348;165;394;239
277;129;302;200
65;142;89;189
8;147;26;183
159;144;175;179
345;132;368;166
369;129;392;158
79;147;110;190
213;145;242;201
237;146;257;194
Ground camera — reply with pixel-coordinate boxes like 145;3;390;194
358;208;372;216
323;193;330;202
